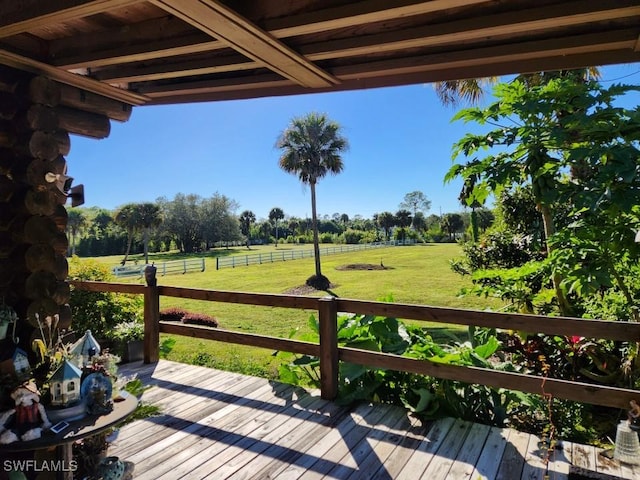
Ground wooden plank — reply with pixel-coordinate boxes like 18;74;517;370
289;403;395;480
300;1;640;61
0;49;149;105
158;284;319;309
495;429;529;480
112;371;263;455
394;416;456;480
318;296;338;400
573;442;598;472
321;406;409;479
70;280;146;294
0;0;139;38
339;347;640;409
224;397;350;479
595;447;624;478
336;298;640;342
121;380;299;479
446;422;492;479
545;441;570;480
418;419;474;480
208;395;345;479
159;322;320;357
520;432;547;480
150;0;337;88
368;416;432;479
468;426;512;480
159;391;326;479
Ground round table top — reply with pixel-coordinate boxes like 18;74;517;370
0;392;138;452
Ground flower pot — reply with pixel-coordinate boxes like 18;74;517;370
120;340;144;363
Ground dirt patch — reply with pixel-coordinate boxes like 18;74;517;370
335;263;391;271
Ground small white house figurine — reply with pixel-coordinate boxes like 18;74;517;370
70;330;101;367
49;359;82;407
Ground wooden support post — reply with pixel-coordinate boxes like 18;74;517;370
143;264;160;363
318;296;338;400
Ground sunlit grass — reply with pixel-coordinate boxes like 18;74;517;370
87;243;503;377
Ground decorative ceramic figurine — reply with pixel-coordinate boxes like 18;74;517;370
49;359;82;407
82;372;113;415
0;381;51;444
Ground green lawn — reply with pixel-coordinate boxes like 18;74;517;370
91;243;503;378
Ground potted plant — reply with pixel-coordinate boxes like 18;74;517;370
107;321;144;363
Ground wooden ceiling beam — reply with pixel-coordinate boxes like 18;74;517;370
0;0;142;38
144;49;640;105
50;1;485;69
0;49;149;105
259;0;492;37
150;0;337;88
138;29;637;99
301;1;640;61
333;30;639;80
94;54;257;83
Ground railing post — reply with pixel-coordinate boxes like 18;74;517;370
318;296;339;400
143;265;160;363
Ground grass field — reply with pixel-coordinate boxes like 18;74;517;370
91;243;503;378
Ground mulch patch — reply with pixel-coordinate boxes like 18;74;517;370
335;263;391;271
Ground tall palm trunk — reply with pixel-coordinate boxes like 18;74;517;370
539;204;572;316
143;228;150;264
310;181;322;278
122;228;133;265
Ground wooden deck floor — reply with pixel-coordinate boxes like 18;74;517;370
110;360;639;480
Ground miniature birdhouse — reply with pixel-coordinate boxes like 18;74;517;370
49;359;82;407
70;330;101;367
0;347;30;381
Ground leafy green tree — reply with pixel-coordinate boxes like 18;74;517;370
277;112;348;290
201;193;241;248
239;210;256;248
66;208;86;256
446;75;640;317
158;194;203;254
399;191;431;220
269;207;285;247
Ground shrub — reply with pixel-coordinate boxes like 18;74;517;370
69;258;143;340
159;307;189;322
320;233;334;243
181;312;218;327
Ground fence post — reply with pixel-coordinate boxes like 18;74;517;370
318;296;339;400
216;257;219;270
143;265;160;363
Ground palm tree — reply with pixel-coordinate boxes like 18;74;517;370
277;112;348;290
136;203;162;264
114;203;138;265
395;209;413;242
268;207;285;247
377;212;396;241
66;208;86;256
239;210;256;248
434;68;599;107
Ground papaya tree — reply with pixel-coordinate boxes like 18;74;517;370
446;75;640;318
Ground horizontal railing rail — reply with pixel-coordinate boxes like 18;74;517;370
215;240;414;269
69;279;640;410
112;258;205;277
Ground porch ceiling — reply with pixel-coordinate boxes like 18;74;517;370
0;0;639;106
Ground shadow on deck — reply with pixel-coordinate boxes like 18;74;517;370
109;360;638;480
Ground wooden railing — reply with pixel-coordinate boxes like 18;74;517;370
70;280;640;410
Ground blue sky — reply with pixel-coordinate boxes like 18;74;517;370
66;64;640;221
